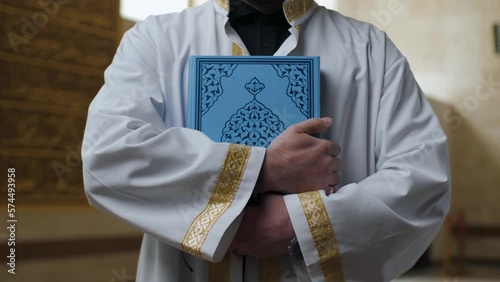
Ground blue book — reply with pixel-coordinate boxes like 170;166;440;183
188;56;320;147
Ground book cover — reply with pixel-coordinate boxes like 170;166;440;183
188;56;320;147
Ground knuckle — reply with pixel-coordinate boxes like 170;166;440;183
318;157;331;171
319;140;331;152
287;124;298;132
329;142;338;155
334;143;342;156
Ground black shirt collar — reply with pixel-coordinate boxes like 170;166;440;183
228;0;291;55
229;0;260;20
229;0;288;24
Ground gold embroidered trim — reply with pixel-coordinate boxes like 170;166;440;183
259;257;280;282
298;191;344;282
208;254;231;282
284;0;315;23
232;42;247;56
215;0;230;12
182;144;251;257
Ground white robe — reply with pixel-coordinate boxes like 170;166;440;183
82;1;451;281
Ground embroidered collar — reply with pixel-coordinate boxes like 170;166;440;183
214;0;317;26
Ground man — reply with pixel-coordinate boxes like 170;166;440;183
82;0;450;281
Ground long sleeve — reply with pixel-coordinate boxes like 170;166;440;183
284;35;451;281
81;18;265;263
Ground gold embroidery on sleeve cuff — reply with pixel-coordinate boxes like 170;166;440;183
298;191;344;282
182;144;251;257
259;257;280;282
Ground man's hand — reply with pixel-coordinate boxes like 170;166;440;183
258;117;342;195
230;193;293;259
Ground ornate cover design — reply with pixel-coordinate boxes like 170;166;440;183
200;64;238;115
189;56;320;148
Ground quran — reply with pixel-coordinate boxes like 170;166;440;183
188;56;320;147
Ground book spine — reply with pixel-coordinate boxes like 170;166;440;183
187;56;199;129
313;56;321;118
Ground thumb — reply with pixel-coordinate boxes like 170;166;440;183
292;117;333;135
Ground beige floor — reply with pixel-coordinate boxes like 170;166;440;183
0;251;139;282
2;255;499;282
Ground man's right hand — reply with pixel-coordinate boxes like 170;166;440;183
257;117;342;195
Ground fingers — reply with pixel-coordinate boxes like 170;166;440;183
318;173;341;195
324;171;341;188
329;142;342;157
264;117;340;195
319;185;332;194
318;144;341;171
320;185;336;195
329;172;341;187
330;157;342;172
290;117;333;135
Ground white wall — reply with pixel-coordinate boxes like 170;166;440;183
337;0;500;261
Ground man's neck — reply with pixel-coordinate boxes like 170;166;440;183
240;0;284;14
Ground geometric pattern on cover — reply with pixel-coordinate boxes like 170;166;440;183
273;64;309;117
221;77;285;147
201;64;238;115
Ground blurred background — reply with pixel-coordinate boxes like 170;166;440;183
0;0;499;281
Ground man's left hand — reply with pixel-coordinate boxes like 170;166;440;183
229;193;294;259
